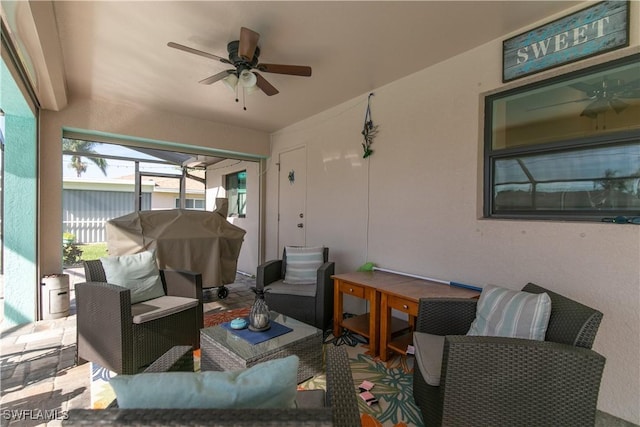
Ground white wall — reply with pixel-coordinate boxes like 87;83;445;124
206;159;261;275
152;192;204;210
267;11;640;426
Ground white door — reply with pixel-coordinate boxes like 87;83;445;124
278;146;306;255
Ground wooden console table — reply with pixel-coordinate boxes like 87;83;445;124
332;271;480;361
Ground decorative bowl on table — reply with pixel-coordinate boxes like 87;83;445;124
230;317;248;330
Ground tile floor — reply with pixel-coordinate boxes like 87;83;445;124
0;270;255;426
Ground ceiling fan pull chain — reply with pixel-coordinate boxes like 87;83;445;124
243;87;247;111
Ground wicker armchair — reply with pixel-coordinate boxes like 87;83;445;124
76;260;204;375
257;247;335;330
413;282;606;427
64;344;361;427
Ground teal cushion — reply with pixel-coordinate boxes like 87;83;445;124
283;246;324;285
110;355;299;409
467;284;551;341
100;250;165;304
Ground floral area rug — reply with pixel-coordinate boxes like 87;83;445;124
344;343;424;427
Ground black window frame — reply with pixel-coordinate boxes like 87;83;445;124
484;53;640;222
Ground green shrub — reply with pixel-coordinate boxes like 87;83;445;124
63;240;83;266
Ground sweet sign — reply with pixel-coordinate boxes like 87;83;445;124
503;1;629;82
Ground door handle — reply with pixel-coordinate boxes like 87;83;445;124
297;223;304;228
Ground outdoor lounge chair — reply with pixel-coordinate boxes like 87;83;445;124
75;260;203;375
412;282;606;426
64;344;361;427
257;247;334;330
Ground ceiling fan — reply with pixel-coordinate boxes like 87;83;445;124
168;27;311;99
571;77;640;118
529;77;640;118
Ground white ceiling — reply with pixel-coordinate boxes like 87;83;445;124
50;1;579;133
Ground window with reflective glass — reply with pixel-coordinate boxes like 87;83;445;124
484;54;640;221
226;170;247;217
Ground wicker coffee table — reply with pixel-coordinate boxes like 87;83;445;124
200;311;323;383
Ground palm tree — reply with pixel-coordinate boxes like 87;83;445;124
62;138;108;177
592;169;630;208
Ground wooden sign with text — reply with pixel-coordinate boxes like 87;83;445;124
503;1;629;82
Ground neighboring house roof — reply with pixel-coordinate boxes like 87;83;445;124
63;177;155;193
117;172;205;195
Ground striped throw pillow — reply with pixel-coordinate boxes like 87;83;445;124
467;285;551;341
283;246;324;285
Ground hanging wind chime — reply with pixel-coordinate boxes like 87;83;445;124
361;93;379;158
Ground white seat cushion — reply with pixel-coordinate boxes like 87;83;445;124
131;296;198;324
413;332;445;386
265;279;317;298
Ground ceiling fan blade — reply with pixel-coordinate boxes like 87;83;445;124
615;79;640;98
617;89;640;98
199;70;234;85
167;42;231;64
527;97;593;111
239;27;260;61
570;82;597;94
257;63;312;77
254;73;279;96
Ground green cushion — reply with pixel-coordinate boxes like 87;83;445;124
110;355;299;409
100;250;165;304
467;284;551;341
283;246;324;285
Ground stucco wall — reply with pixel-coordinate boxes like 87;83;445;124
267;11;640;426
40;98;269;276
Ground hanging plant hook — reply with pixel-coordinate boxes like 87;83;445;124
361;93;379;158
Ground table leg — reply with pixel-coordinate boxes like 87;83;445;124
333;279;343;337
367;289;380;357
379;293;391;361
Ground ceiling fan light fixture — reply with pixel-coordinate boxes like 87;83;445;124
239;69;257;88
245;84;260;95
610;98;628;114
222;73;238;91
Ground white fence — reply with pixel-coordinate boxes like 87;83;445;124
62;189;151;244
62;219;109;244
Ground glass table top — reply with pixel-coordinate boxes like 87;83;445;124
201;311;322;361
